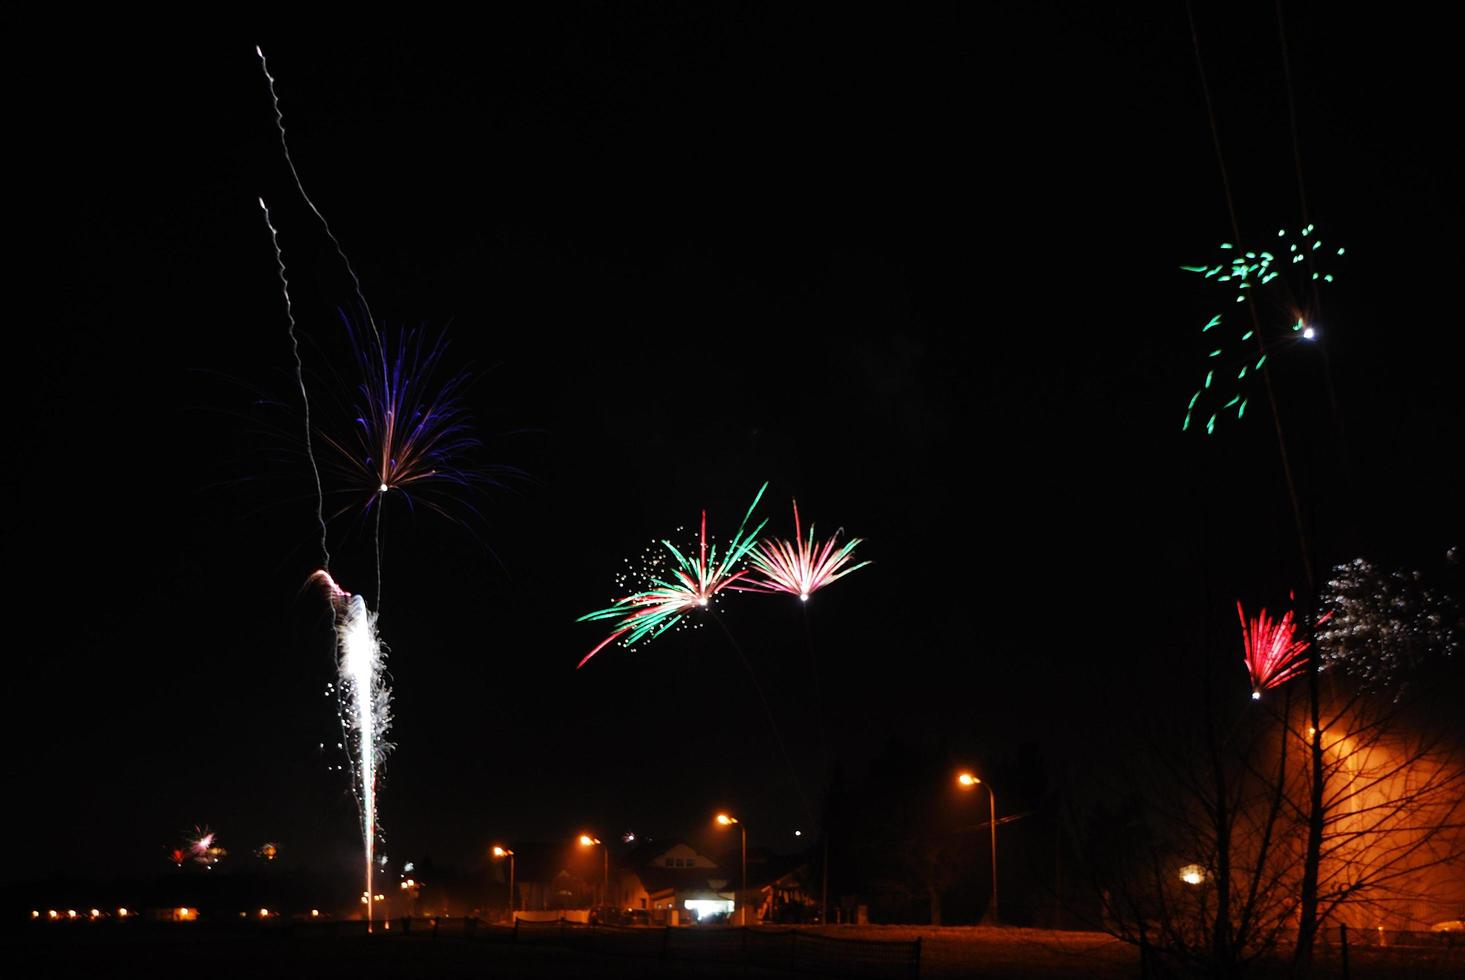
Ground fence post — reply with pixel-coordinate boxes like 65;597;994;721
512;917;519;943
660;925;670;961
1340;923;1350;980
912;935;922;980
432;916;440;939
788;930;797;974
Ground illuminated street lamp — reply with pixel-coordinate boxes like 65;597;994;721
715;813;748;926
957;770;1000;924
578;835;607;908
492;846;516;919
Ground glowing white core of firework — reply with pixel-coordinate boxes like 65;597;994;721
334;590;388;928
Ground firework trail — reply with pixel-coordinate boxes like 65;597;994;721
1180;226;1343;435
313;570;392;929
577;482;768;668
256;47;383;359
258;45;396;606
741;499;869;601
1238;597;1322;699
258;197;330;568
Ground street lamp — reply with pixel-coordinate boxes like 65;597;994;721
492;846;515;920
957;770;999;924
578;835;607;908
715;813;748;926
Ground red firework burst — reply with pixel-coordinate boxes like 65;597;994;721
1238;598;1319;698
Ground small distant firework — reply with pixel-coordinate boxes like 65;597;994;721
167;847;187;868
313;570;393;927
577;483;769;668
1317;556;1461;692
256;842;279;862
741;499;869;601
1238;598;1317;698
1181;225;1343;435
187;827;226;868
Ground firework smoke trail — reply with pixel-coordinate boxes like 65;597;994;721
1238;598;1323;699
576;484;816;822
739;499;870;783
741;499;869;601
577;482;768;668
258;197;330;568
313;570;392;929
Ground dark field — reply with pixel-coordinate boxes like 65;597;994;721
9;922;1464;979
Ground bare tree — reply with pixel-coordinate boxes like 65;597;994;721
1080;654;1465;978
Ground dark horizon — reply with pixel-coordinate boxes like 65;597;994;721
7;5;1463;898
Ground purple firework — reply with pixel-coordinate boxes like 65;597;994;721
316;316;517;530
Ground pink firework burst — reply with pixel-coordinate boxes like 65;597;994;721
741;500;869;601
1237;598;1321;698
189;828;215;858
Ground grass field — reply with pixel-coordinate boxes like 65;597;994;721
9;921;1462;978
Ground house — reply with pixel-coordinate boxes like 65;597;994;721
614;841;734;922
614;840;820;924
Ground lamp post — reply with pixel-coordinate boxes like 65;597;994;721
715;814;747;926
957;771;999;924
492;846;515;920
578;835;607;908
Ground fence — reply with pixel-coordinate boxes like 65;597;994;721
1335;923;1463;948
511;917;922;979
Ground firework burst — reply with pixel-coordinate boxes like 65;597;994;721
313;317;516;534
313;570;392;927
577;483;769;668
740;499;869;601
1181;225;1343;435
1238;598;1316;698
184;827;226;868
1317;555;1462;692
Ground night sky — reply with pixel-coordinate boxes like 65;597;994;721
8;6;1462;887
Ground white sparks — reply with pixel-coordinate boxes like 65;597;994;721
314;571;392;929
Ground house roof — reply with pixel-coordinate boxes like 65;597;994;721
627;864;732;897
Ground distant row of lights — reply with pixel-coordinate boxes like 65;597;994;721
33;908;130;920
31;907;323;921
